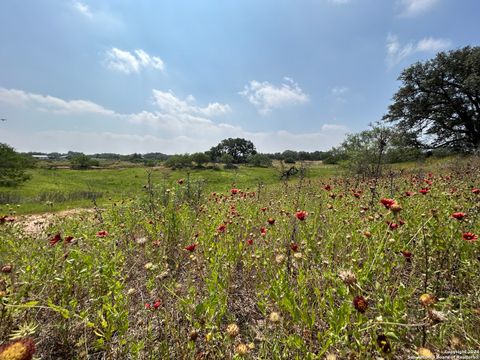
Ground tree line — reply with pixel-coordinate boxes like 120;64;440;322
1;46;479;185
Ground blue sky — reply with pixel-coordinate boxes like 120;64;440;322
0;0;479;154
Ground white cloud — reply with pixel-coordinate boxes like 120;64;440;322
151;89;231;117
331;87;349;96
0;88;115;116
397;0;439;17
73;1;92;18
386;34;451;68
0;87;347;153
105;48;165;74
240;77;309;115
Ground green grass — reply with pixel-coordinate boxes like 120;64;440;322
0;163;339;215
1;157;478;358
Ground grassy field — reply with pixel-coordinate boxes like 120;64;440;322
0;156;479;359
0;163;339;215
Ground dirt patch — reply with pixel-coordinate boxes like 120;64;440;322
14;208;96;236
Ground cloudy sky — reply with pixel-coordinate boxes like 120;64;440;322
0;0;478;154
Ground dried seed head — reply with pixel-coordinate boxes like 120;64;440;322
189;329;198;342
226;323;239;337
269;312;281;323
420;293;436;307
339;270;357;286
235;343;249;355
417;348;435;359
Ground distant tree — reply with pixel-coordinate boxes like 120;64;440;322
70;154;99;169
164;154;192;169
190;152;210;168
0;143;34;186
383;46;480;152
282;150;298;162
247;153;273;167
210;138;257;163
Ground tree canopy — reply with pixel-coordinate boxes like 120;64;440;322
0;143;34;186
210;138;257;163
383;46;480;152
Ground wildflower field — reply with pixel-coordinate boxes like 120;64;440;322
0;158;479;359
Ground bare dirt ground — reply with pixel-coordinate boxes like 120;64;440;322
14;208;96;236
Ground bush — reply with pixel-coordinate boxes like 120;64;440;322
0;143;33;186
247;154;273;167
70;154;99;169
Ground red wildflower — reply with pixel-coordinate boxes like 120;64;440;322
451;212;466;220
405;191;415;196
419;188;429;195
290;243;299;252
261;207;267;212
145;303;151;309
49;233;62;246
185;243;197;252
153;299;162;309
231;188;239;195
177;179;184;185
353;296;368;313
323;184;332;191
463;232;478;242
295;211;308;221
247;239;253;245
401;250;412;262
387;221;399;230
380;198;396;209
399;219;406;226
217;224;226;233
0;216;15;224
260;227;267;236
96;230;108;237
353;192;361;198
472;188;480;194
267;218;275;225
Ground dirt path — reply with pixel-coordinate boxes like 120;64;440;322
14;208;96;236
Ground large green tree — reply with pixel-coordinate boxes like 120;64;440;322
210;138;257;163
383;46;480;152
0;143;34;186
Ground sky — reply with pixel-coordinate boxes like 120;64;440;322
0;0;479;154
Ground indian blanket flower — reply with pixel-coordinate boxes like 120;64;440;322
401;250;412;262
462;232;478;242
185;243;197;252
230;188;239;195
451;212;466;220
323;184;332;191
419;188;429;195
260;227;267;236
217;224;226;233
246;238;253;245
295;211;308;221
353;295;368;313
405;191;415;196
290;243;299;252
267;218;275;225
472;188;480;194
380;198;396;209
96;230;108;237
49;233;62;246
0;338;36;360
